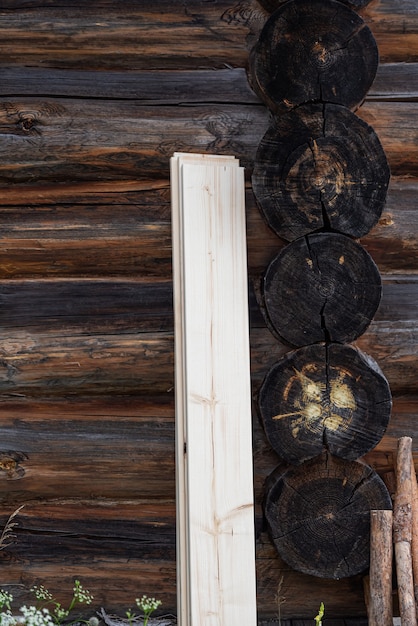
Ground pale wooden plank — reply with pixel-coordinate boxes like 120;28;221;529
171;153;257;626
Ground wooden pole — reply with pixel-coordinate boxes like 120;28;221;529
368;509;393;626
394;436;417;625
411;454;418;612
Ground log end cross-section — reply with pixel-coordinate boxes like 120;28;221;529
262;232;382;346
249;0;378;113
252;103;390;241
258;342;392;464
264;453;392;579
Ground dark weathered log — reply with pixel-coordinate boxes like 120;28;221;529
0;0;414;71
394;437;417;625
1;65;418;103
264;453;392;578
258;343;391;464
249;0;378;113
0;100;269;185
262;233;382;347
0;1;261;71
368;510;393;626
252;103;390;241
0;67;260;103
0;178;417;279
0;100;416;185
0;396;175;500
0;330;173;397
0;280;173;332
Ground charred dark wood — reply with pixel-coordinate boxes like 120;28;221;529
252;103;390;241
249;0;378;113
262;233;382;347
264;453;392;578
258;343;391;464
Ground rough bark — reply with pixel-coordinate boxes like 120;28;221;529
394;437;417;626
368;510;393;626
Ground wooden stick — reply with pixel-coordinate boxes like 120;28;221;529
368;509;393;626
394;436;417;625
411;454;418;612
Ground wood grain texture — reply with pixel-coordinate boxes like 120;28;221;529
0;0;415;70
0;177;417;279
262;233;382;346
0;0;416;620
252;103;389;240
368;510;393;626
249;0;378;113
0;65;417;102
258;343;391;464
171;154;257;626
0;100;416;184
264;454;392;579
0;396;175;500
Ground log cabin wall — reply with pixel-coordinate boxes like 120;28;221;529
0;0;416;622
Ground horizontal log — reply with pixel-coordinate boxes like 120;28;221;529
0;67;260;102
0;1;261;71
0;100;415;186
0;184;172;278
0;331;174;396
0;565;177;620
0;0;415;72
0;275;417;331
0;277;415;395
360;1;418;63
0;280;174;331
0;101;268;185
0;396;175;500
0;176;416;278
0;65;417;102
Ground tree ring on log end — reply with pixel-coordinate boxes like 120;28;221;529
252;103;390;241
258;343;391;464
262;232;381;346
264;453;392;578
249;0;378;113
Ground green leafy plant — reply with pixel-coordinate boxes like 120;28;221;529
314;601;325;625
